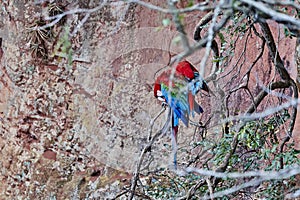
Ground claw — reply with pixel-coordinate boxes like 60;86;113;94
161;102;168;108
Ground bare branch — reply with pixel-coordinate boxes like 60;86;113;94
259;21;291;80
169;9;232;67
257;21;298;168
126;0;212;13
185;165;300;179
240;0;300;28
193;11;220;82
128;107;171;200
225;97;298;123
246;81;291;114
286;189;300;199
178;165;300;199
183;179;206;200
168;0;190;51
199;0;224;77
70;12;91;37
33;2;107;31
262;0;300;10
148;106;166;140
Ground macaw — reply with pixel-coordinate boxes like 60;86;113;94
153;61;209;169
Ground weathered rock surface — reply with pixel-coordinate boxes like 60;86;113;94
0;1;299;199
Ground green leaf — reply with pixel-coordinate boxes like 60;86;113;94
162;18;170;27
294;149;300;154
172;35;181;44
178;14;185;23
218;32;225;44
187;0;194;7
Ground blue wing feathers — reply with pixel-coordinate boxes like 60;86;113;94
194;101;204;114
155;63;206;169
161;83;198;127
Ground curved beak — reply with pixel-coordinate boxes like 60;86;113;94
201;81;209;93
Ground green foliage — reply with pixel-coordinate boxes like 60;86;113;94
234;110;296;170
133;2;300;199
52;27;73;66
26;2;66;61
187;0;194;7
198;110;299;198
283;26;297;38
212;133;234;166
144;169;205;199
162;18;171;27
235;115;299;197
172;35;182;45
143;108;299;198
239;121;262;149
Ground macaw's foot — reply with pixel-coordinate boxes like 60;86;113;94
198;121;205;128
161;102;168;108
189;121;205;128
145;145;152;153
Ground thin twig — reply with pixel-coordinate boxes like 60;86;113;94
128;108;171;200
240;0;300;28
199;0;224;77
126;0;212;13
33;4;106;31
148;106;167;140
184;165;300;179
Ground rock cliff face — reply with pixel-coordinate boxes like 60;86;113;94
0;1;298;198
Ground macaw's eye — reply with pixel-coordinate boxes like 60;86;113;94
184;77;190;82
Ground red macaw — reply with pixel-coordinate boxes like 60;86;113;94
153;61;209;169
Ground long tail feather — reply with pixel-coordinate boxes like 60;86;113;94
172;111;178;169
171;126;178;170
188;92;195;117
194;101;204;114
